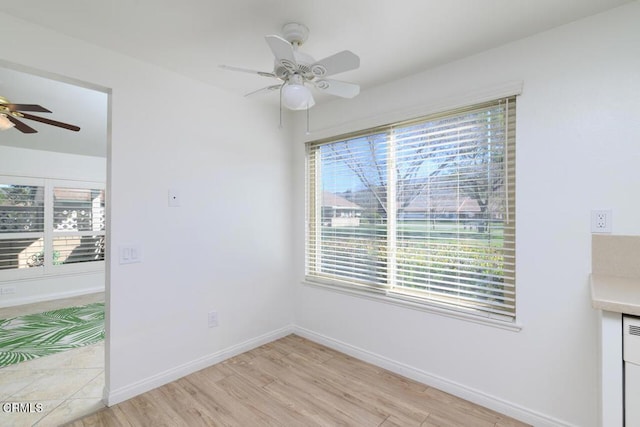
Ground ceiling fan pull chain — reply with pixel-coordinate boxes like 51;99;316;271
306;103;310;135
279;84;283;129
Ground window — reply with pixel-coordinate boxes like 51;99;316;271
0;178;105;279
53;187;105;265
0;182;45;271
305;97;516;322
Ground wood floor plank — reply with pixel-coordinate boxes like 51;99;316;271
67;334;531;427
279;334;342;363
322;352;428;395
112;389;184;427
422;409;495;427
216;373;319;426
279;349;429;425
495;413;535;427
196;358;237;382
154;380;225;426
318;353;437;416
221;352;277;388
280;356;387;424
251;339;294;360
264;373;386;426
261;377;354;426
380;414;422;427
177;374;266;426
232;353;293;387
68;404;133;427
422;386;517;426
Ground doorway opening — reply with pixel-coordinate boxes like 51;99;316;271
0;60;111;425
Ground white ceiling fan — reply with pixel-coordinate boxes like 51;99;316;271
220;22;360;111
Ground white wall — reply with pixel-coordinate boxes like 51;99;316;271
0;146;106;306
292;3;640;426
2;2;638;424
0;146;105;182
0;12;294;403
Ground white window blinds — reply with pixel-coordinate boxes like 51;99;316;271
306;97;516;321
0;184;45;270
53;187;106;265
0;179;105;278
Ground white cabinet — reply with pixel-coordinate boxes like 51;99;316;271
624;316;640;426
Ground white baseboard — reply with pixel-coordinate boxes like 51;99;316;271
105;325;295;406
293;326;575;427
104;324;576;426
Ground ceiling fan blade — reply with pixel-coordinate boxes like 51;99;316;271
3;103;52;113
219;65;276;78
265;35;297;70
245;84;282;97
314;79;360;98
6;115;37;133
312;50;360;77
20;112;80;132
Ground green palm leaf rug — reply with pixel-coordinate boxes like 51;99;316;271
0;302;104;368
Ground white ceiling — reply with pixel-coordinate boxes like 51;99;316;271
0;65;108;158
0;0;632;157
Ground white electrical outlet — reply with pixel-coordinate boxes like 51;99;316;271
591;210;612;233
208;311;218;328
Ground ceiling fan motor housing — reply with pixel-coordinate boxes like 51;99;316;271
282;22;309;46
277;23;329;79
274;50;321;81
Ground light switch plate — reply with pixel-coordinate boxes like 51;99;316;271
119;245;142;264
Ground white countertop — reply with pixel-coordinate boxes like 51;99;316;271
590;274;640;316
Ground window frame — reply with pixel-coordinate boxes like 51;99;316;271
0;176;105;281
304;96;518;329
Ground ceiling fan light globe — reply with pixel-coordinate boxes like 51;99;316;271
282;83;315;110
0;114;15;131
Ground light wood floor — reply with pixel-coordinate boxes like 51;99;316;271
67;335;529;427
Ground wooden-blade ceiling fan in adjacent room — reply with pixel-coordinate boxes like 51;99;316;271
0;96;80;134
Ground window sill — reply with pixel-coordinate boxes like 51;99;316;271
301;278;523;332
0;262;105;283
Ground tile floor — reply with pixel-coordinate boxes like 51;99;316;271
0;293;105;426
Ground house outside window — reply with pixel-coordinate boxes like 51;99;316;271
0;177;105;280
52;187;105;266
305;97;516;322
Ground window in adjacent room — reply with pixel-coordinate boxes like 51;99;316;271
0;178;105;279
52;187;105;266
0;181;45;271
305;96;516;322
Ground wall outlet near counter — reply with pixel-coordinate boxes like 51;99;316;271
591;210;612;233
